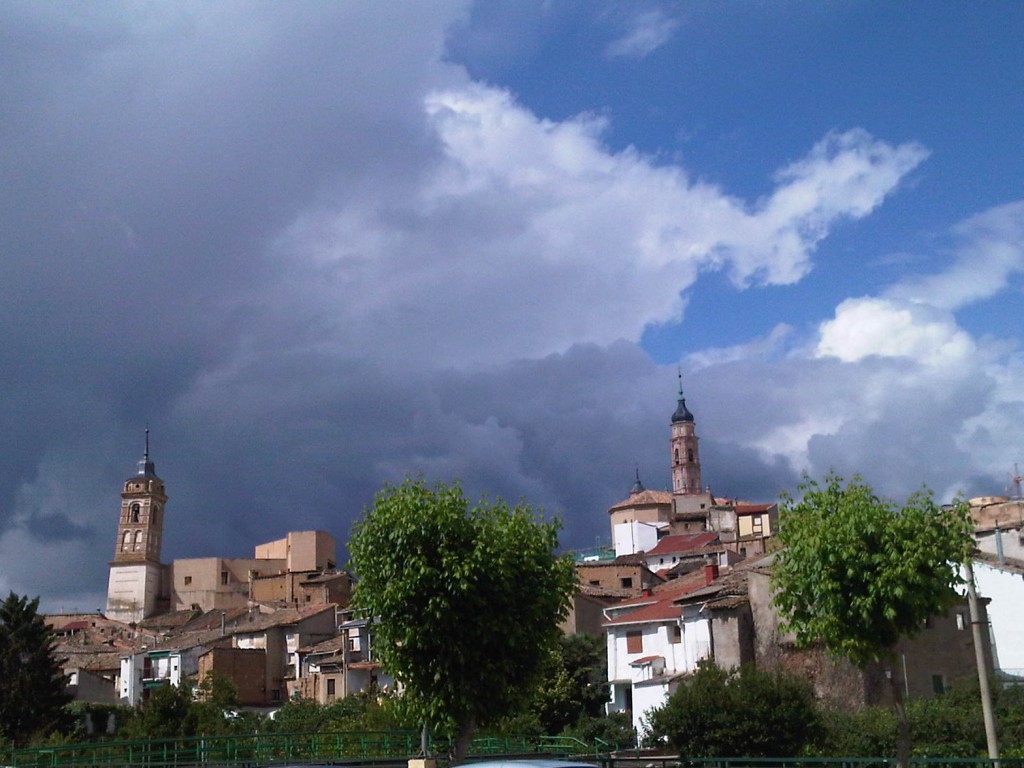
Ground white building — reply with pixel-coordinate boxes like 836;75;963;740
973;556;1024;675
604;570;714;735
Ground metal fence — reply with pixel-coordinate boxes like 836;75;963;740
2;732;603;768
6;736;1023;768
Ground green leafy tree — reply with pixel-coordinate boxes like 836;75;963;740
533;633;609;734
119;682;194;739
189;673;251;735
771;472;974;766
348;478;577;764
646;661;819;757
0;592;72;745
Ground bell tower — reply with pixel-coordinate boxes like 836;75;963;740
670;373;701;495
106;430;168;623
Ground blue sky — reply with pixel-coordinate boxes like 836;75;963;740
449;2;1024;359
1;1;1023;611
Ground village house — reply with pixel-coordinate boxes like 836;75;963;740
969;494;1024;676
292;613;394;703
117;603;337;706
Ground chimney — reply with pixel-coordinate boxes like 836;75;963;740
704;561;719;586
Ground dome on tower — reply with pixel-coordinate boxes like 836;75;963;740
671;397;694;423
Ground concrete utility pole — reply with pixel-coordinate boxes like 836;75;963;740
963;559;999;768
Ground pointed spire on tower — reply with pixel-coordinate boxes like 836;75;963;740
137;426;157;477
672;368;694;423
630;465;645;495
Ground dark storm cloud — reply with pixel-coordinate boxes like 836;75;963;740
1;2;1019;611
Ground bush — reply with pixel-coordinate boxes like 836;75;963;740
565;712;635;749
907;682;986;757
810;705;896;757
646;661;819;757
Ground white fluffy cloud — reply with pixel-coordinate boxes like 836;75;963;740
816;297;975;367
275;85;928;367
605;9;680;58
887;201;1024;310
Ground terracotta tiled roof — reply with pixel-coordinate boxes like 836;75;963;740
974;552;1024;575
231;604;335;633
604;599;684;625
57;620;93;632
181;607;251;632
138;609;203;631
674;569;749;609
300;635;349;655
57;646;124;671
735;503;775;514
644;532;719;556
630;655;663;665
608;489;673;512
348;660;380;669
578;583;634;599
604;571;708;626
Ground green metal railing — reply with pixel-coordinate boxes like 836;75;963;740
596;758;1024;768
7;735;1022;768
3;731;608;768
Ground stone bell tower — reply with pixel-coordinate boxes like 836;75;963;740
105;430;168;623
670;373;701;495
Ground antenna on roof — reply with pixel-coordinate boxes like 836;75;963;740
1011;463;1023;499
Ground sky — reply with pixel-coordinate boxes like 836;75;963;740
2;1;1024;613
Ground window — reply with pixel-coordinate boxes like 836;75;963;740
626;630;642;654
271;688;281;702
620;577;633;589
130;503;141;523
932;674;946;694
326;678;336;696
221;571;229;585
956;613;967;630
671;625;681;644
122;531;132;551
133;531;142;550
184;576;192;586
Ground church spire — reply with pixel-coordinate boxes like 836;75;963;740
137;427;156;477
630;465;645;495
670;373;701;494
672;369;694;424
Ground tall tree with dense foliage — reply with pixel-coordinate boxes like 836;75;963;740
0;592;72;745
771;472;974;766
348;478;576;763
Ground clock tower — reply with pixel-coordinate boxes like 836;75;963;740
105;430;168;623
